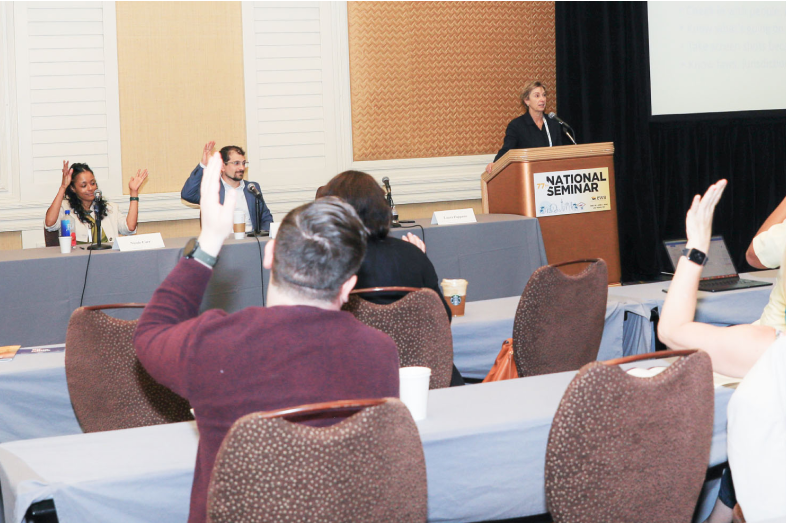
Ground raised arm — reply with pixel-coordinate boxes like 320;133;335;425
125;169;148;233
180;141;215;204
45;161;72;227
658;180;775;377
746;195;786;268
134;153;236;396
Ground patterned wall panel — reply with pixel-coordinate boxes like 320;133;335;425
348;2;556;161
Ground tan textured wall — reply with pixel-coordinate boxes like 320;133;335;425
115;2;246;195
0;231;22;251
348;1;556;161
137;219;201;239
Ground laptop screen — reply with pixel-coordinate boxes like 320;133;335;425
663;236;738;280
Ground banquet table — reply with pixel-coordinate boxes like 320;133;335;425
609;270;778;326
0;215;548;348
452;292;655;379
0;286;654;444
0;360;735;523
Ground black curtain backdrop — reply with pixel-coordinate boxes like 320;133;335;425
555;2;786;280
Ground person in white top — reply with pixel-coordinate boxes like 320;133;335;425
658;180;786;522
745;196;786;332
44;161;148;243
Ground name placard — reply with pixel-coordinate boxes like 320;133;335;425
534;168;611;217
113;233;165;252
431;209;477;225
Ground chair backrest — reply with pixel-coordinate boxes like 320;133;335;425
65;304;193;433
44;228;60;247
513;258;607;377
206;398;428;523
343;287;453;389
545;350;714;522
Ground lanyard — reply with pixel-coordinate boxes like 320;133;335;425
543;119;553;147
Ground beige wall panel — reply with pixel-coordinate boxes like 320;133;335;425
398;199;483;220
348;2;556;161
137;218;201;239
116;2;246;195
0;231;22;251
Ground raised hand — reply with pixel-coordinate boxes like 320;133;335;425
402;232;426;253
685;179;727;254
201;141;216;167
197;152;237;257
128;169;149;195
61;160;73;189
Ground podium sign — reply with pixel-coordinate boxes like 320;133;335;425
534;168;612;217
481;143;620;283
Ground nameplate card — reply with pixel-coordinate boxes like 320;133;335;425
113;233;165;252
269;222;280;239
431;209;477;225
533;167;611;217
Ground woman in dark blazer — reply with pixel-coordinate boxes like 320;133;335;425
485;81;563;174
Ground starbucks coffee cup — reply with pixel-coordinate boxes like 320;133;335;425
440;278;468;317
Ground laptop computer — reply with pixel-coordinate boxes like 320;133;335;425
662;236;772;292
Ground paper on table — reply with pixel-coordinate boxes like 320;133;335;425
626;366;741;388
626;366;667;378
0;345;21;362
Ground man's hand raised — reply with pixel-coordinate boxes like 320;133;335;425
201;141;216;167
197;152;237;257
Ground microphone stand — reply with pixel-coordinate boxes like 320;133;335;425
246;188;268;237
87;198;111;250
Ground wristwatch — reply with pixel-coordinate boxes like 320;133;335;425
183;237;218;268
682;248;708;266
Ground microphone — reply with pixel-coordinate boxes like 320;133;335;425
548;112;577;145
381;177;400;227
93;190;104;212
247;184;263;201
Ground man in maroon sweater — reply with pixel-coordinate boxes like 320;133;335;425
134;152;400;523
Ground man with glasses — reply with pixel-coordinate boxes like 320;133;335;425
181;141;273;232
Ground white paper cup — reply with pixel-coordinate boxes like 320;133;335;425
58;236;72;254
233;211;245;240
399;366;431;421
269;222;280;239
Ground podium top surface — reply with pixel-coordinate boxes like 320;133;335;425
482;142;615;183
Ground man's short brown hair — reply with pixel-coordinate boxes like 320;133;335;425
272;197;368;302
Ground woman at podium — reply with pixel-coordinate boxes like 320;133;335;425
485;81;562;174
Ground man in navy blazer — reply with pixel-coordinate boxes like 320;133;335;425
181;141;273;232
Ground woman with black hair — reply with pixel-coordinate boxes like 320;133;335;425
322;170;465;386
44;160;148;244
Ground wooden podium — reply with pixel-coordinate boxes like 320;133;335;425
481;142;620;283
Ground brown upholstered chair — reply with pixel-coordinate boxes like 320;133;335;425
343;287;453;389
206;398;428;523
44;228;60;247
65;304;193;433
512;259;607;377
545;350;714;522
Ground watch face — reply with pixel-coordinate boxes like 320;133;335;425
184;237;198;258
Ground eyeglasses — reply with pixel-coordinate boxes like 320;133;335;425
225;161;250;167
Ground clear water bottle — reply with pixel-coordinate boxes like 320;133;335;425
61;210;72;240
391;205;400;226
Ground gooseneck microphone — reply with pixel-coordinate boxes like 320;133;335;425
548;112;577;145
246;184;265;236
87;189;111;250
381;177;400;227
248;184;263;200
